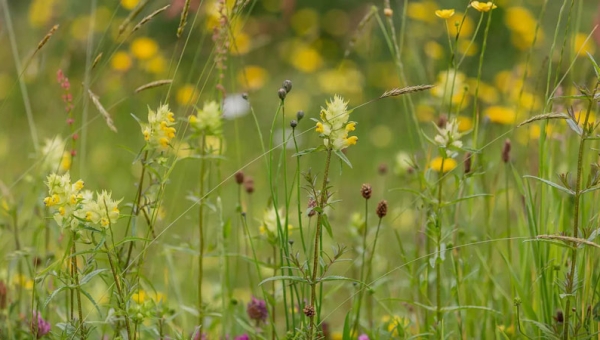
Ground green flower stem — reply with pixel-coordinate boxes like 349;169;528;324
123;150;149;270
366;217;384;329
104;241;132;339
436;157;445;323
308;148;333;340
352;198;369;335
71;232;85;339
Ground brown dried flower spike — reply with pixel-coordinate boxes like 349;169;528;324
376;200;388;218
303;305;315;317
361;184;372;200
235;171;244;184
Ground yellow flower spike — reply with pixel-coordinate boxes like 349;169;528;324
43;197;53;206
435;9;455;19
159;137;169;147
85;212;93;221
470;1;497;12
52;194;60;205
346;136;358;146
101;218;109;227
70;195;77;205
315;122;324;133
430;157;457;173
167;111;175;122
346;122;356;131
59;207;66;216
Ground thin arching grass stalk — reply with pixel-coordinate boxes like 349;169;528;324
70;232;85;339
471;9;494;151
123;150;149;270
435;158;446;323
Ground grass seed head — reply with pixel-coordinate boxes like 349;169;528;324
361;183;372;199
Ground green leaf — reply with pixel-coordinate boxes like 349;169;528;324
322;214;333;238
581;186;600;195
258;275;307;286
113;237;151;247
80;269;108;286
318;275;360;284
523;175;575;195
334;149;352;168
342;311;352;340
293;147;317;157
43;286;68;309
587;52;600;78
80;288;102;316
441;193;492;207
566;118;583;135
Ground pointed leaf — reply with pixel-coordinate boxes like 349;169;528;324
258;275;307;286
334;149;352;168
523;175;575;195
566;118;583;135
322;213;333;238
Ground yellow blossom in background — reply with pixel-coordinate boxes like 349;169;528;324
382;315;410;336
12;274;34;290
121;0;140;10
416;104;435;122
142;55;167;75
29;0;58;27
317;65;364;95
230;32;251;55
457;116;473;132
111;52;132;72
471;1;497;12
407;1;438;24
176;84;198;106
514;91;542;111
432;69;468;105
237;66;269;90
425;41;444;60
291;8;320;36
205;135;225;155
290;44;323;73
447;13;474;37
435;9;455;19
130;37;159;60
367;62;401;89
485;106;516;125
458;39;478;56
429;157;457;173
505;7;542;50
284;89;311;116
467;80;498;104
573;33;595;57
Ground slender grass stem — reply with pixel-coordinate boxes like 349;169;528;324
308;148;333;340
71;232;85;339
436;158;445;323
198;133;207;329
352;198;369;335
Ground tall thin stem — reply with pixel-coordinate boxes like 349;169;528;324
308;148;333;340
562;86;597;340
104;241;132;339
198;133;207;328
71;233;85;339
436;158;446;323
352;198;369;335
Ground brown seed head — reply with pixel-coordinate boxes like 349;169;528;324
378;163;388;175
437;114;448;128
384;8;393;17
376;200;388;218
303;305;315;317
361;184;372;200
234;171;244;184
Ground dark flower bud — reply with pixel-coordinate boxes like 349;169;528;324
361;184;372;200
378;163;388;175
376;200;388;218
278;88;287;100
303;305;315;317
307;198;317;217
502;139;511;163
247;297;268;322
244;177;254;194
282;80;292;93
296;110;304;121
554;310;564;323
290;120;297;128
437;114;448;128
235;171;244;185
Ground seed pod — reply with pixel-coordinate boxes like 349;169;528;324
376;200;388;218
282;79;292;93
361;184;372;199
278;88;287;100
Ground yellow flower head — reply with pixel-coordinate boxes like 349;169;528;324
189;101;222;136
435;9;455;19
485;106;516;125
316;95;357;150
470;1;497;12
130;37;158;60
111;51;132;72
140;104;177;150
430;157;457;173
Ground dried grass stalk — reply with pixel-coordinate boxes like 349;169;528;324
135;80;173;93
176;0;191;38
380;85;435;98
88;90;117;132
132;5;170;33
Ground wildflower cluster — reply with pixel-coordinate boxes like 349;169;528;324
140;104;177;149
43;172;121;230
315;95;357;150
432;117;465;156
188;101;223;136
